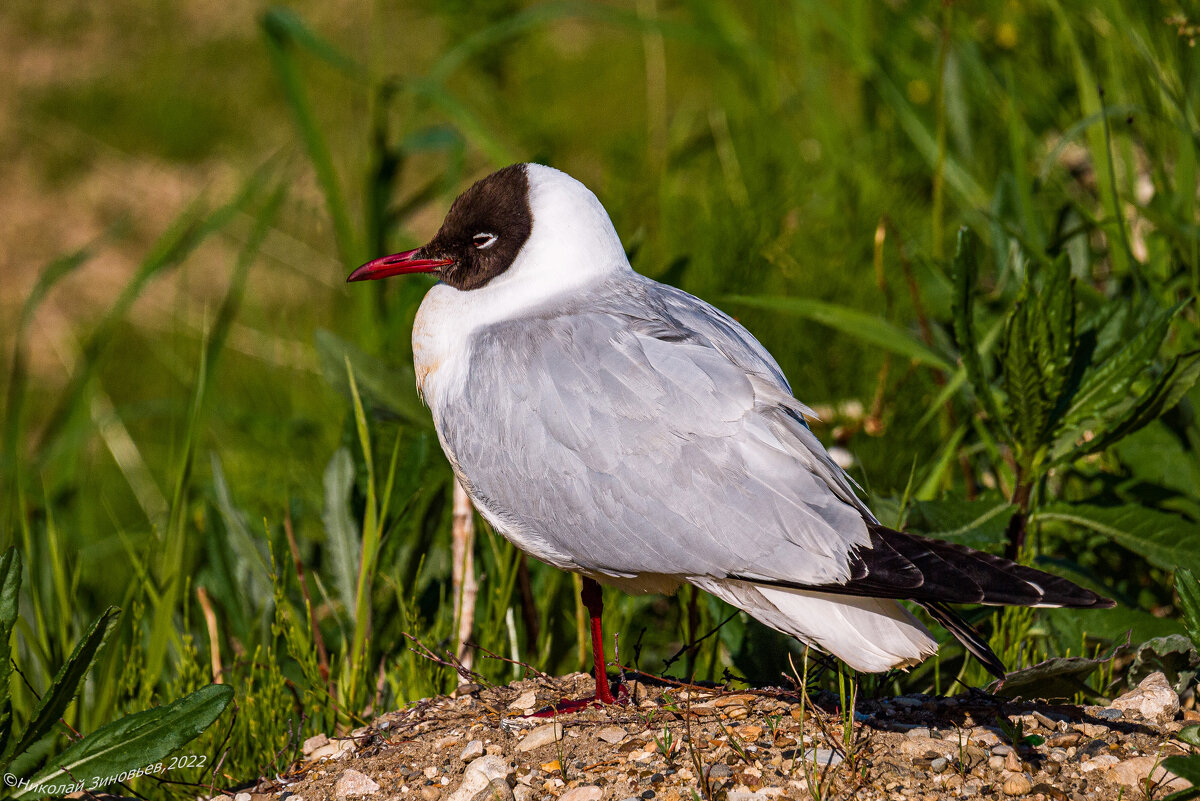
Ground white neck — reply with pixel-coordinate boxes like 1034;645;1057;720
412;164;631;410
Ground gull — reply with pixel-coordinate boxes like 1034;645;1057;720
347;163;1113;706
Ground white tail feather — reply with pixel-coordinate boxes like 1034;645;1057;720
691;577;937;673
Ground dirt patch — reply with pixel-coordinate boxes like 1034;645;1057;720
231;672;1195;801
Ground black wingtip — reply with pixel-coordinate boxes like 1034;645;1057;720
922;601;1007;680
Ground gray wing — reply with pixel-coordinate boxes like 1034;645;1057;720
441;279;873;585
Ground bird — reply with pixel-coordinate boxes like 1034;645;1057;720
347;163;1113;707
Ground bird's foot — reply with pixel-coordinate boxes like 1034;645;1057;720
529;679;629;717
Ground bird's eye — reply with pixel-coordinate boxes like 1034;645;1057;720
472;232;498;250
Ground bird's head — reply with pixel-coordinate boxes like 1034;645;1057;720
347;163;629;294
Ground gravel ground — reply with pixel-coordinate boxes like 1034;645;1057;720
233;671;1196;801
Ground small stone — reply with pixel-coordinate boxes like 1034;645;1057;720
803;749;843;767
559;787;603;801
301;733;330;757
335;769;380;798
517;722;563;752
512;787;534;801
509;689;538;711
1079;754;1119;773
234;794;252;801
992;744;1014;756
596;725;628;744
470;778;514;801
725;705;750;720
420;788;441;801
930;757;949;773
310;739;356;761
1109;755;1192;791
540;760;561;773
708;764;732;779
466;756;512;783
1111;671;1181;723
425;767;439;779
460;740;484;762
905;727;932;739
1002;774;1032;796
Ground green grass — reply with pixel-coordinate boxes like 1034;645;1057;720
3;1;1200;796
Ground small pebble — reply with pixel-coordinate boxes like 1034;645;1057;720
460;740;484;762
596;725;628;744
1002;774;1033;796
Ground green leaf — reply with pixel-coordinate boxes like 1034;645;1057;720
907;498;1016;550
1056;349;1200;461
951;228;1004;430
1179;569;1200;652
2;607;120;769
322;448;360;618
14;684;233;799
0;548;20;758
725;295;952;371
1179;725;1200;748
1000;292;1052;454
1033;504;1200;577
1161;755;1200;795
1059;302;1181;431
208;454;272;599
988;635;1127;700
1035;254;1075;424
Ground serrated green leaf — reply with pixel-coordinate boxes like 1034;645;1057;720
1059;302;1181;432
14;684;233;799
1001;294;1054;453
951;228;1005;430
724;295;952;371
2;607;120;770
1056;349;1200;461
1036;254;1075;426
1033;503;1200;577
1179;725;1200;748
1177;569;1200;652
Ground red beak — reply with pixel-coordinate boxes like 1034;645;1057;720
346;248;455;282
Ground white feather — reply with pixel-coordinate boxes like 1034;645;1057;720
692;577;937;673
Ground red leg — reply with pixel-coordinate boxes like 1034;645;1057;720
581;577;617;705
531;576;623;715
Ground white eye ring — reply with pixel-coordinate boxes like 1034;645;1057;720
472;232;498;250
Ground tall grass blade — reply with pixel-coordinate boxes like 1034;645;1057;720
262;9;361;268
34;180;262;460
727;295;952;371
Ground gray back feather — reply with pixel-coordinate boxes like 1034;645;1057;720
441;274;872;585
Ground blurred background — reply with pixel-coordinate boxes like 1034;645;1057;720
2;0;1199;795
